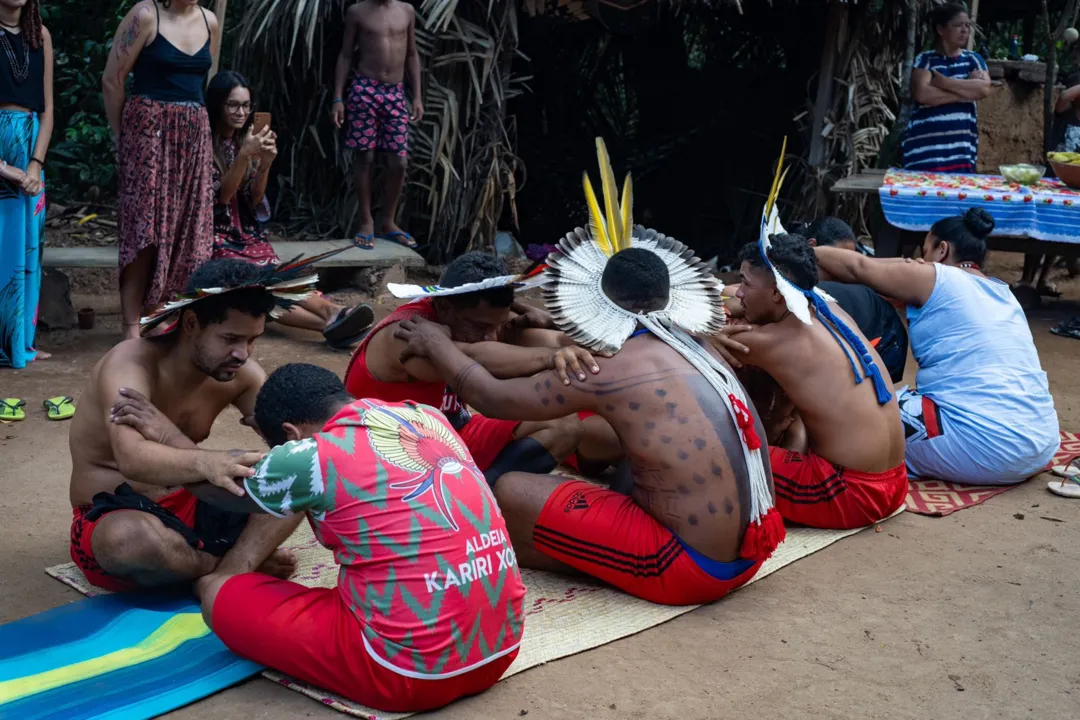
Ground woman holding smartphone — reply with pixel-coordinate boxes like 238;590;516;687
0;0;52;368
207;71;373;348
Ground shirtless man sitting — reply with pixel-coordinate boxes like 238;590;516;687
68;259;301;591
729;233;907;530
394;244;784;607
345;250;621;482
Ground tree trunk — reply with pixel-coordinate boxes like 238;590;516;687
809;0;848;167
210;0;228;79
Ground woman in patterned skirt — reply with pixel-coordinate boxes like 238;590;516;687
103;0;218;340
207;71;374;348
0;0;51;368
902;2;991;174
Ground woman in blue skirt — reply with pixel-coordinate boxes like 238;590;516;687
0;0;52;368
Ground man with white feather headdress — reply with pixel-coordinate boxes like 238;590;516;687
393;139;785;606
723;141;908;530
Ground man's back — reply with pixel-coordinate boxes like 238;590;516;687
244;399;526;677
580;333;766;562
749;305;905;473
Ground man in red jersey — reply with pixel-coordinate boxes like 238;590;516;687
193;363;526;713
345;251;624;482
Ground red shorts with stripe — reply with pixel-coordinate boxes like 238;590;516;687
459;414;520;471
69;488;199;593
534;480;764;606
770;447;907;530
213;573;516;713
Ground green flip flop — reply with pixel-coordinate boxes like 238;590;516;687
0;398;26;421
43;396;76;421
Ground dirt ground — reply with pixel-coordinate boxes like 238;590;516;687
3;256;1080;720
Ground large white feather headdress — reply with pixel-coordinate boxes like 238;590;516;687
542;139;725;355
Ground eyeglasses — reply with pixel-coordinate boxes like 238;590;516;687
226;101;253;113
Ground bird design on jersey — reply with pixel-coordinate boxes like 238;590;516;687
360;400;484;532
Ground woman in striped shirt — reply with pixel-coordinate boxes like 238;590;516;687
902;3;991;173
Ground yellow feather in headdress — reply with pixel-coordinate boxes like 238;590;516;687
583;172;614;256
582;137;635;256
619;172;633;249
764;135;788;220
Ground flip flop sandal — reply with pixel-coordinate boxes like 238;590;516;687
353;233;375;250
0;398;26;421
1049;318;1080;340
323;304;375;349
376;230;418;249
1050;459;1080;479
325;326;374;352
43;396;76;421
1048;475;1080;498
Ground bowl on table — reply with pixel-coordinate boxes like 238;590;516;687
1049;161;1080;189
999;163;1046;186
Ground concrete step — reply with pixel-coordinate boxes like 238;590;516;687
43;238;425;269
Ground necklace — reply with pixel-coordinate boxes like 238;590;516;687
957;261;980;271
0;28;29;84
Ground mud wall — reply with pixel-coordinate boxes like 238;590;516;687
978;60;1053;172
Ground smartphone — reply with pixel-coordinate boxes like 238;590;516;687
252;112;271;135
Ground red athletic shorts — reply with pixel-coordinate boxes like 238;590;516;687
69;488;198;592
534;480;763;606
213;574;516;713
459;414;520;470
770;446;908;530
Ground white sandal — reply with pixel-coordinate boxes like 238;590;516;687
1048;474;1080;498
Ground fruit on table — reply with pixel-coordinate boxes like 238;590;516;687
1048;151;1080;165
1000;164;1044;185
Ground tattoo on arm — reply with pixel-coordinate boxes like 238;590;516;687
117;10;142;57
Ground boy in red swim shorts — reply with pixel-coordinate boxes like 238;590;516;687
331;0;423;249
725;231;907;530
195;364;526;713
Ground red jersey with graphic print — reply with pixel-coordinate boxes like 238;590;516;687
244;399;526;679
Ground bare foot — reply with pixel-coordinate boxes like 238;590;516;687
34;349;52;360
257;548;298;579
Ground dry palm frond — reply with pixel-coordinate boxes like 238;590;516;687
233;0;523;260
790;0;908;234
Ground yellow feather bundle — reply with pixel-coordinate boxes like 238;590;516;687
582;137;634;257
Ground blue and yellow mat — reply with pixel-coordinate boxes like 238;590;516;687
0;593;262;719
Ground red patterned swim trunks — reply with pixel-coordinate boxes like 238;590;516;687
344;74;409;156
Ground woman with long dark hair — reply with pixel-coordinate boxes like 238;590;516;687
206;71;373;348
0;0;52;368
103;0;219;340
815;209;1058;486
902;2;991;173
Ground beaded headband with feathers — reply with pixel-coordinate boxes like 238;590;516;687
758;139;891;405
542;138;726;355
385;266;547;300
139;247;347;337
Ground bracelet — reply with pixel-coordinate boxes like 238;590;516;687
30;156;44;165
331;98;343;105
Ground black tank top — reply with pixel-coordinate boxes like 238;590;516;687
0;29;45;113
130;4;212;104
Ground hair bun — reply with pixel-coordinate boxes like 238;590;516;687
962;207;994;240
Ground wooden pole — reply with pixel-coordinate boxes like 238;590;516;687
210;0;228;79
809;0;848;167
967;0;980;51
1042;0;1080;153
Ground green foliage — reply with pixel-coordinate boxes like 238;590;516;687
40;2;127;202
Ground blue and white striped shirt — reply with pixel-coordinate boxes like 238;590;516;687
902;50;988;174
